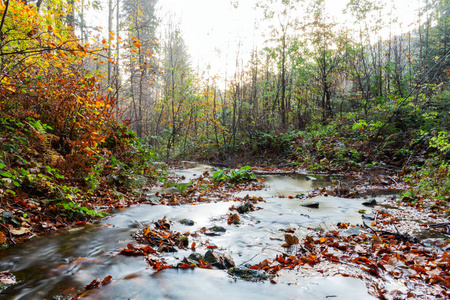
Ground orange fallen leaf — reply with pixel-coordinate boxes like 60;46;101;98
0;232;6;244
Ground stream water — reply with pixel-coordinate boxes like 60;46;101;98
0;163;381;299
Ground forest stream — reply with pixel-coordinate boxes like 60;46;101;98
0;163;402;299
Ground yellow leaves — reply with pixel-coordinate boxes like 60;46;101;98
143;226;152;237
95;100;105;108
372;234;383;244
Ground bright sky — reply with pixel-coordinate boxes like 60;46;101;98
156;0;422;81
85;0;422;82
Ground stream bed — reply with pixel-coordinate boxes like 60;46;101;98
0;164;385;299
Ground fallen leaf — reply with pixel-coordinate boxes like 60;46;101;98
101;275;112;285
0;232;6;244
282;234;299;247
10;227;30;236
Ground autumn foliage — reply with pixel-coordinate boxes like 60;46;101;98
0;0;155;242
0;0;116;160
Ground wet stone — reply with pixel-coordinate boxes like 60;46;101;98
228;267;269;281
204;250;235;270
237;202;252;214
204;250;222;268
295;193;307;199
339;226;367;237
362;214;375;221
210;226;226;232
301;202;319;209
188;253;202;262
222;254;235;269
179;219;195;226
187;253;204;264
204;226;227;236
178;236;189;247
205;231;222;237
362;199;377;206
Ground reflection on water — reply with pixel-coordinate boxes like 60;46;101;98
0;165;379;299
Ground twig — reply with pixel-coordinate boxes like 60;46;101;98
429;222;450;228
0;223;15;244
0;0;9;40
239;253;260;266
387;176;398;185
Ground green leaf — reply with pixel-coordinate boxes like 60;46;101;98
0;171;13;178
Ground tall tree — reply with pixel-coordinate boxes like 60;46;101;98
122;0;158;137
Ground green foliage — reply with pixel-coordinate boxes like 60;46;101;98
59;200;103;218
352;120;367;131
213;166;256;183
85;156;105;194
404;158;450;204
163;180;193;195
28;117;53;133
430;131;450;154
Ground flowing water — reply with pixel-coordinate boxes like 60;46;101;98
0;163;381;299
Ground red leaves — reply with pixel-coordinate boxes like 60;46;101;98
178;263;195;269
146;258;172;272
101;275;113;285
85;278;101;290
85;275;113;290
119;243;156;256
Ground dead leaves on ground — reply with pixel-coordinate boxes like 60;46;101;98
249;220;450;298
282;234;299;248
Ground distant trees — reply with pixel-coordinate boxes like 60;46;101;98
25;0;447;159
122;0;158;137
